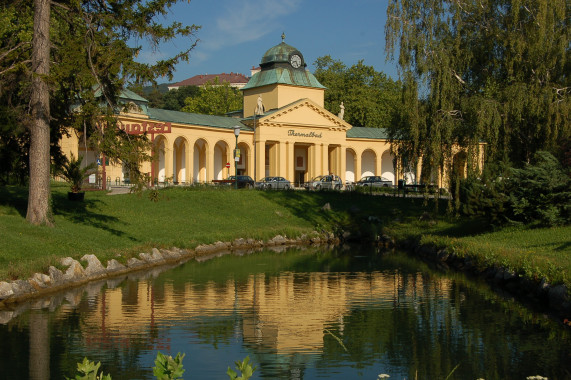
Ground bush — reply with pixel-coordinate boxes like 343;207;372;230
460;151;570;227
508;151;570;226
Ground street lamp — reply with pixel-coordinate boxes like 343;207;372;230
234;126;241;189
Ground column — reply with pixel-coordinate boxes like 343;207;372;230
355;151;362;182
339;146;346;184
186;140;193;184
165;140;173;184
278;142;287;177
416;156;423;184
308;144;316;179
286;142;294;183
206;143;214;182
321;143;328;174
255;139;265;181
226;146;233;177
376;151;382;177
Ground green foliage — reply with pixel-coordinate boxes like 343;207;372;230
0;0;200;222
314;56;401;128
68;354;254;380
459;169;512;226
162;86;201;111
182;78;242;115
460;151;570;226
58;155;97;193
508;151;571;226
386;0;570;178
66;358;111;380
152;352;185;380
226;356;257;380
131;85;201;111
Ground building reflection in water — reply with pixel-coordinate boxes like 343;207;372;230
74;270;451;356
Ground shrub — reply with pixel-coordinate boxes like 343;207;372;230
508;151;570;226
460;151;570;226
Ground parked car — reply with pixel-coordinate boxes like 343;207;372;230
304;175;343;191
255;176;292;190
356;176;393;188
213;175;254;189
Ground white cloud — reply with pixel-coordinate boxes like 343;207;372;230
206;0;301;50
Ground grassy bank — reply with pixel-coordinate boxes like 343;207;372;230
1;183;569;290
385;211;571;288
0;183;417;280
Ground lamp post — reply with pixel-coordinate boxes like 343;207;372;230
234;126;240;189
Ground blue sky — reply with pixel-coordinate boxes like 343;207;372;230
137;0;398;84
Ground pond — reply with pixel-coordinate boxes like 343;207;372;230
0;245;569;380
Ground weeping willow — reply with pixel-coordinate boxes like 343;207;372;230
385;0;570;185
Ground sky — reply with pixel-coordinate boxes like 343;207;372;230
137;0;399;84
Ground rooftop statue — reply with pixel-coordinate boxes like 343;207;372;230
338;101;345;120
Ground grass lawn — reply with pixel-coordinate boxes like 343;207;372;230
0;183;421;280
1;183;569;289
386;213;571;287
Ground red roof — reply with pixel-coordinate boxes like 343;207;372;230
170;72;249;87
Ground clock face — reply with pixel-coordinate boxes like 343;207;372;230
290;54;302;68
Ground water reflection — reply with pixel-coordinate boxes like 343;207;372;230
0;246;569;380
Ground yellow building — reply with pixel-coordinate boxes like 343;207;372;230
60;37;480;188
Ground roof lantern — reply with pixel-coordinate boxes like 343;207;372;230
242;33;325;91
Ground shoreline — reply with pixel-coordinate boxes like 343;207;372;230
396;236;571;325
0;232;338;310
1;227;569;327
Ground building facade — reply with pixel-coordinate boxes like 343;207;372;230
60;38;481;188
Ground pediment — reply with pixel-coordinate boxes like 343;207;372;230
258;99;350;131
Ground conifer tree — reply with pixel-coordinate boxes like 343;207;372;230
1;0;200;225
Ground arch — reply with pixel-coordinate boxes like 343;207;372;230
237;142;251;176
345;148;356;183
214;140;230;180
173;136;189;184
380;150;396;184
193;138;208;183
153;135;170;183
361;149;376;177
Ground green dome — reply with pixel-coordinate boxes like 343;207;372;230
261;42;300;66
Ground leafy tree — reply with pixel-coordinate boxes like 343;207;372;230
162;86;201;111
385;0;570;182
313;56;401;128
0;0;200;225
182;78;242;115
129;84;200;110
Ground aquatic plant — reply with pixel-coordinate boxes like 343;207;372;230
227;356;257;380
65;358;111;380
152;352;185;380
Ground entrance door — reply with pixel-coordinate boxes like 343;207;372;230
294;145;309;187
295;170;305;187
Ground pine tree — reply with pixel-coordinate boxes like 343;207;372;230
1;0;200;225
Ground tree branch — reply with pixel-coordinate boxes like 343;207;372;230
0;41;31;64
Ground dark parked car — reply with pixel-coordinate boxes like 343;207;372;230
255;176;292;190
356;176;393;188
214;175;254;188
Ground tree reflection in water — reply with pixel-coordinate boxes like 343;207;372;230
0;246;569;380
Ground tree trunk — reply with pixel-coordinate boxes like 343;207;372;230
27;0;52;226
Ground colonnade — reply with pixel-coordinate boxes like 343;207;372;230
149;132;398;186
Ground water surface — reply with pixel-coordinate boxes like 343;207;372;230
1;246;569;379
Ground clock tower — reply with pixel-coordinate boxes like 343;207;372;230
241;34;325;117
